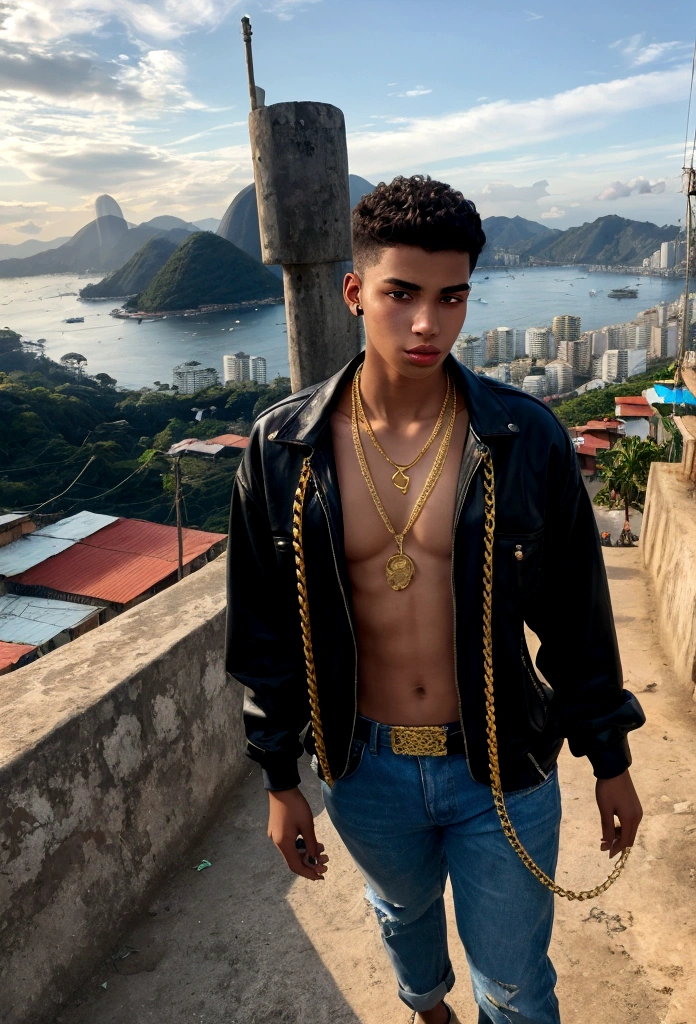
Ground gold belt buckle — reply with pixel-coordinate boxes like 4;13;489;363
390;725;448;756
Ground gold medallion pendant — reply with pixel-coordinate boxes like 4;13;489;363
385;551;415;591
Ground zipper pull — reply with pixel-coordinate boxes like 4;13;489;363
514;543;524;561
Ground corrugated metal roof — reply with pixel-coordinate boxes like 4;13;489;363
206;433;249;448
0;594;102;646
0;534;76;578
167;439;225;457
0;640;36;671
13;521;225;605
35;511;119;541
79;517;225;562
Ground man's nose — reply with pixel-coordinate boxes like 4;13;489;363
411;303;440;337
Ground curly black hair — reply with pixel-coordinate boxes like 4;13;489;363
352;174;486;273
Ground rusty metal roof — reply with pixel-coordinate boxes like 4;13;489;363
206;433;249;448
0;594;102;646
12;520;225;605
0;641;36;671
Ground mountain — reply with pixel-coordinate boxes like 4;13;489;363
0;237;71;261
0;218;194;279
481;215;559;253
525;214;679;265
135;232;285;312
140;215;199;233
79;237;179;299
217;174;375;278
193;217;221;232
95;194;125;220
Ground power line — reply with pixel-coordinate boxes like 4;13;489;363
684;38;696;170
24;456;97;512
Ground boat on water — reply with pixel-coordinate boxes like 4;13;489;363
608;286;639;299
62;316;84;323
589;289;597;297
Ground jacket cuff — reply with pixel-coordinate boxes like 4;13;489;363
587;735;632;780
261;760;302;791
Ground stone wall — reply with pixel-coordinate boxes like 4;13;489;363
641;462;696;695
0;555;246;1024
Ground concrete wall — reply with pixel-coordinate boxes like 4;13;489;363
641;463;696;695
0;555;246;1024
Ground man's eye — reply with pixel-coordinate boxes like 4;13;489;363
441;295;466;304
387;290;411;300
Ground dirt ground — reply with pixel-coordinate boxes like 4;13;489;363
56;547;696;1024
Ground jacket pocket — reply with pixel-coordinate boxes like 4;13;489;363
492;528;544;596
520;634;554;732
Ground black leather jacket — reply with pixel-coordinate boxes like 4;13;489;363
225;352;644;792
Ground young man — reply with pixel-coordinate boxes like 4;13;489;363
226;175;645;1024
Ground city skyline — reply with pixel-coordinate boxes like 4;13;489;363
0;0;693;243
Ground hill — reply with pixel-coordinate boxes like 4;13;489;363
481;215;558;254
526;215;678;264
0;236;71;261
79;237;179;299
0;218;194;279
135;232;284;312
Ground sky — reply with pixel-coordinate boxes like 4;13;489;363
0;0;694;243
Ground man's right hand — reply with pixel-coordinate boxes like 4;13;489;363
267;788;329;881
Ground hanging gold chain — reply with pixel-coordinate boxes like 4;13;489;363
351;369;457;548
291;438;632;894
479;446;630;900
354;363;452;492
292;457;333;787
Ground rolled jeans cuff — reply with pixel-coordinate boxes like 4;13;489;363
397;966;455;1013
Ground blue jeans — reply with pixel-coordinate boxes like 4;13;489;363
322;716;562;1023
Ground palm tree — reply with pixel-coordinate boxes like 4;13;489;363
594;435;667;522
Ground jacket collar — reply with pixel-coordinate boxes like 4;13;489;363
273;350;520;449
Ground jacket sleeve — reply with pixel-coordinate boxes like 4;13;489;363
225;443;310;791
524;426;645;779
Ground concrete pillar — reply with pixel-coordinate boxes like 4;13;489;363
249;101;361;391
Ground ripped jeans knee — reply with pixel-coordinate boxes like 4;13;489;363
469;959;559;1024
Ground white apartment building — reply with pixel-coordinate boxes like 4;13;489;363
590;330;609;357
660;241;676;270
521;375;547;397
525;327;552;360
485;363;511;383
223;351;267;384
649;323;679;361
563;336;591;376
630;322;651;349
552;315;581;342
172;362;220;394
454;335;482;369
601;348;646;384
544;360;574;396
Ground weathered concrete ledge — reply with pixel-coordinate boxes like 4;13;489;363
0;555;245;1024
641;462;696;695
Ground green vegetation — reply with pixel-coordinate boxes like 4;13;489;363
0;329;290;534
551;363;676;427
593;435;670;519
134;232;284;313
79;236;178;299
526;215;678;266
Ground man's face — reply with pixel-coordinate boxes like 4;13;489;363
345;245;471;378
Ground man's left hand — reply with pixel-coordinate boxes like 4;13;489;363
595;768;643;857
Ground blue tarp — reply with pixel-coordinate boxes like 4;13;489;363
643;384;696;407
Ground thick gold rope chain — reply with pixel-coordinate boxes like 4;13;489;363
292;446;631;899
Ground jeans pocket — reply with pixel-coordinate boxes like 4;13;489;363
338;738;367;781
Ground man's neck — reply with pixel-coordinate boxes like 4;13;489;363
359;346;450;430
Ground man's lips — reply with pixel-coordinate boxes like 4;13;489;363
406;345;440;355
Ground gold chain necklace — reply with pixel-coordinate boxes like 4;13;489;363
350;368;457;590
354;364;452;494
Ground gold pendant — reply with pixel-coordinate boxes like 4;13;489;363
385;551;415;591
391;467;410;494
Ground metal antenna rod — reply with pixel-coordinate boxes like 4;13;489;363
241;16;257;111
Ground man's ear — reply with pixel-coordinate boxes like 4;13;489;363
343;270;362;312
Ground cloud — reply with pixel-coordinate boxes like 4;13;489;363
14;220;43;233
480;179;550;202
0;0;241;45
389;86;432;98
541;206;565;219
346;66;692;173
264;0;322;19
525;11;543;20
596;176;667;200
610;34;688;67
0;43;200;111
0;199;48;224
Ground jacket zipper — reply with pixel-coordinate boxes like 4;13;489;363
520;635;547;702
526;751;548;780
450;426;487;772
311;469;359;779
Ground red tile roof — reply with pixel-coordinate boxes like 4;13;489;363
0;640;35;671
12;520;226;606
206;433;249;448
577;436;611;454
616;397;652;416
585;419;622;429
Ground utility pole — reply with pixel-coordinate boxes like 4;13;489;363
174;454;184;581
239;18;361;391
